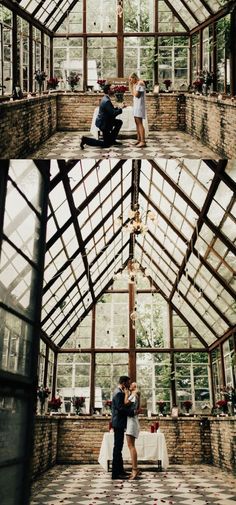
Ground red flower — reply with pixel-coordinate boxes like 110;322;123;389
216;399;228;408
48;397;62;408
113;85;128;93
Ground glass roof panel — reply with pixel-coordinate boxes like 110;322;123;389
15;0;232;32
38;159;235;347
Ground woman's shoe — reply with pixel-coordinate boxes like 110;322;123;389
136;142;146;148
128;468;140;480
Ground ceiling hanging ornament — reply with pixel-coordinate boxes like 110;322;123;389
117;0;123;18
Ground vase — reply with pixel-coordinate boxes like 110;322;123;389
38;83;43;95
115;92;124;102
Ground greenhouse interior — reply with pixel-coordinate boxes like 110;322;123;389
0;0;236;158
0;160;235;505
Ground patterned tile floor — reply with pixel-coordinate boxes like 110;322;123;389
30;464;236;505
29;131;218;159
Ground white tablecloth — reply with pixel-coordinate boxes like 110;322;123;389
98;430;169;471
90;106;149;138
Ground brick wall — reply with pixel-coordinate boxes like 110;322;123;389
1;92;235;158
32;416;236;479
186;95;236;158
56;92;186;131
210;418;236;472
0;95;57;158
31;417;59;480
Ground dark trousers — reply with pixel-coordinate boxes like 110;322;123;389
83;119;122;148
112;427;125;477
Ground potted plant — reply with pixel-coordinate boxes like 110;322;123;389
48;396;62;412
66;72;80;91
183;400;192;414
113;84;128;102
72;396;85;414
47;77;59;91
34;70;47;94
37;386;50;415
216;399;228;415
157;400;166;416
97;79;106;91
163;79;172;91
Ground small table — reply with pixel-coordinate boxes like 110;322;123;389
90;106;149;138
98;430;169;472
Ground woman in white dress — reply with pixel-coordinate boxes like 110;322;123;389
124;382;141;480
129;72;146;148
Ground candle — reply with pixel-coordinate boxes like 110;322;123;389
150;424;155;433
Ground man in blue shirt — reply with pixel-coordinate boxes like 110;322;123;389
80;84;125;149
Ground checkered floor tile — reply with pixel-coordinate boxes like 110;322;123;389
29;131;218;159
30;464;236;505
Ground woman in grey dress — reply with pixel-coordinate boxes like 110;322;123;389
129;72;146;148
125;382;141;480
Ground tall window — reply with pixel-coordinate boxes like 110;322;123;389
17;17;29;91
33;27;42;91
0;5;13;94
157;36;188;89
53;37;83;89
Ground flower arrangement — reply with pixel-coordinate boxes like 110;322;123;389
66;72;80;90
113;85;128;102
37;385;50;401
183;400;192;412
202;70;214;86
192;73;204;92
163;79;172;88
113;85;128;93
47;77;59;89
34;70;47;85
157;400;166;414
73;396;85;414
48;397;62;410
105;400;112;408
216;399;228;414
97;79;106;90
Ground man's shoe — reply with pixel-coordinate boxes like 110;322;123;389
113;141;122;146
112;474;129;480
80;136;86;150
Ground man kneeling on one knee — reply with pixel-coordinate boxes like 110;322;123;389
80;83;126;149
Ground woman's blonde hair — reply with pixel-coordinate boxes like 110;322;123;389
129;72;139;91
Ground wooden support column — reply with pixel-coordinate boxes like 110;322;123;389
199;28;203;71
50;36;53;77
29;23;33;91
212;23;217;91
189;35;193;85
43;344;49;388
169;305;176;407
208;351;215;407
83;0;87;90
117;0;124;77
90;306;96;414
230;6;236;96
128;281;136;381
220;343;226;388
154;0;158;84
52;351;58;397
41;31;44;71
12;11;18;88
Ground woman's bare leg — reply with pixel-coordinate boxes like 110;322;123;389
134;117;141;143
135;117;146;146
126;435;138;477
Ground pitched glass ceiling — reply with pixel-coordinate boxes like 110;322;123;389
39;159;236;349
15;0;231;32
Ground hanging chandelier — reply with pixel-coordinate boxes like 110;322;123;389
122;204;156;236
